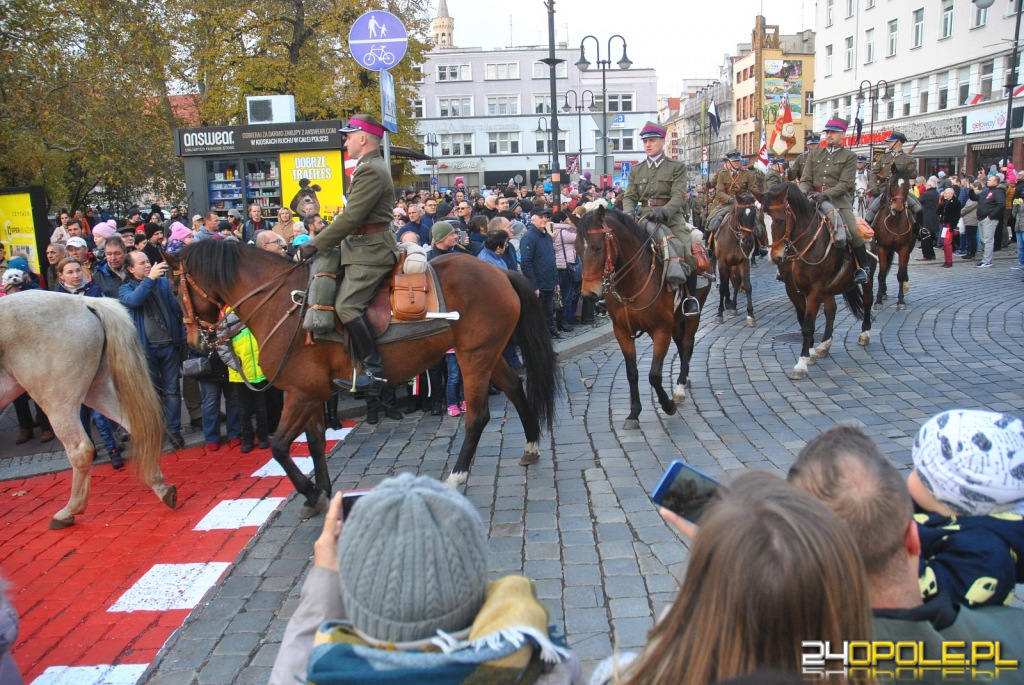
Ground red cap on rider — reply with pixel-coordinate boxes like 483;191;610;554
341;114;387;139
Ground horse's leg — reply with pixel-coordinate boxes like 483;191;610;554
858;279;874;346
716;267;728;324
874;246;890;309
303;411;331;503
783;274;806;327
895;243;911;311
742;261;755;327
791;290;821;380
614;324;644;430
483;355;542;472
648;325;676;417
269;393;327;520
727;268;739;316
446;353;495;486
46;406;97;529
672;314;697;405
812;295;837;361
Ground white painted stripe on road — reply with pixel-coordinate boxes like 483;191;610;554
32;663;148;685
193;498;285;531
294;427;353;443
108;563;230;612
251;457;314;478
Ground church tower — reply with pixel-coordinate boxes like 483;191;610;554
433;0;454;49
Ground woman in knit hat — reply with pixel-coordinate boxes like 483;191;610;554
271;473;581;685
164;221;194;256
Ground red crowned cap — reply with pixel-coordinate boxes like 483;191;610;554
823;118;848;133
639;121;667;139
341;113;386;138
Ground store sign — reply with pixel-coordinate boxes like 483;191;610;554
901;116;965;140
280;151;345;223
965;107;1007;134
0;188;46;273
176;121;344;157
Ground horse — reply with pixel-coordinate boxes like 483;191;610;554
0;291;174;529
576;206;711;429
871;165;916;311
762;183;874;381
167;240;556;514
710;191;761;327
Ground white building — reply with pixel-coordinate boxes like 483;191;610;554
812;0;1024;175
409;1;659;190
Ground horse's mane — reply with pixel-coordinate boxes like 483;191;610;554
177;239;250;293
766;182;815;218
887;166;911;194
579;207;649;245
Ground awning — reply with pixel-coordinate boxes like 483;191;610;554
970;141;1007;151
914;141;968;158
391;146;431;161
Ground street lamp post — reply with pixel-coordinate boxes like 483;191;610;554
854;79;890;155
576;34;632;182
542;1;565;207
972;0;1022;167
536;117;554;180
561;89;596;177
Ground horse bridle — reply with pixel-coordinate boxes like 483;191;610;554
767;197;834;266
881;179;914;237
584;222;664;311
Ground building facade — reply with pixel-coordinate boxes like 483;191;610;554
671;68;736;185
409;3;658;190
812;0;1024;175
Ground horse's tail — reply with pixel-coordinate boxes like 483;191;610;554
842;286;870;324
85;298;165;485
505;271;557;432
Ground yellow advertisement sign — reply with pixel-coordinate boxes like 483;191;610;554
0;192;41;273
280;151;345;224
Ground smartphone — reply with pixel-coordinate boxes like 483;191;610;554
650;460;721;524
340;489;371;521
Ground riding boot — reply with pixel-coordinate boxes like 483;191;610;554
682;272;701;318
334;316;388;396
852;243;870;284
325;394;341;430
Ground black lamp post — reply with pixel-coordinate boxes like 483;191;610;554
973;0;1022;167
561;89;596;176
854;79;890;152
535;117;554;178
576;34;631;181
541;1;564;207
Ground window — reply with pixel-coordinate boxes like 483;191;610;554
912;8;924;48
1005;52;1022;97
902;83;911;116
439;133;473;156
532;61;567;78
535;132;567;154
487;95;519;116
488;132;520;154
826;0;834;26
886;97;894;119
973;3;988;27
485;62;519;80
825;44;833;76
602;129;635;151
436;64;470;82
846;0;855;18
940;0;953;39
412;65;424;83
438;97;472;117
919;90;928;114
534;94;553;114
806;91;815;115
887;20;898;56
959;67;971;105
981;60;994;102
411;99;423;118
607;93;634;112
844;36;854;70
938;84;948;110
867;0;875;7
865;28;875;63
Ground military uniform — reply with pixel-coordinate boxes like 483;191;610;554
622;153;694;279
311;147;399;323
706;155;764;245
864;132;921;222
765;165;786;191
789;152;809;182
798;144;864;249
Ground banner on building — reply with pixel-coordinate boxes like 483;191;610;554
0;186;48;273
565;154;580;175
764;60;804;120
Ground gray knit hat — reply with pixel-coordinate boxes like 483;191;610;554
338;473;488;642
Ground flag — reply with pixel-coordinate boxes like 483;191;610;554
707;99;721;136
970;93;984;105
853;102;864;145
770;97;797;155
755;127;769;172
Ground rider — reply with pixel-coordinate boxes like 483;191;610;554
863;131;922;225
705;149;767;255
765;157;787;191
296;114;399;396
622;121;700;316
854;155;870;218
798;118;870;285
789;134;818;181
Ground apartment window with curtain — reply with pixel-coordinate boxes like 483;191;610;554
981;60;994;101
865;28;875;63
938;72;949;109
846;0;855;17
972;3;988;27
827;0;834;26
912;8;924;48
888;20;898;56
940;0;954;39
902;83;911;116
958;67;971;105
845;36;854;70
825;44;834;76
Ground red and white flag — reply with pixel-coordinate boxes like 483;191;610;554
770;97;797;155
755;128;770;172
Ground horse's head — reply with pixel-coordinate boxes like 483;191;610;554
576;204;611;300
886;164;910;213
734;190;759;239
168;243;232;350
763;183;815;265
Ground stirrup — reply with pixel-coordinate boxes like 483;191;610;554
333;370;387;396
681;296;701;318
853;268;868;284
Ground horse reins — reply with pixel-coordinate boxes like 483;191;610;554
585;224;665;312
767;198;834;266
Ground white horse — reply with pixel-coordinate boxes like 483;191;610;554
0;290;176;528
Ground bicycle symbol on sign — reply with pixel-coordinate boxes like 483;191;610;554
362;45;395;67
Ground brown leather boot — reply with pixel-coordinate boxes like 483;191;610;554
39;429;55;443
15;428;32;444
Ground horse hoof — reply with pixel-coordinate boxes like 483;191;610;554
858;331;871;346
519;441;540;466
673;383;687;405
161;485;178;509
873;303;883;311
299;492;328;521
727;309;738;317
685;377;692;389
813;340;833;360
622;419;640;430
896;303;907;311
746;316;755;327
49;516;74;530
445;471;469;488
790;357;810;380
714;316;724;324
663;402;678;416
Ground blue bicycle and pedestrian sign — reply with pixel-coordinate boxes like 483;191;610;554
348;11;408;72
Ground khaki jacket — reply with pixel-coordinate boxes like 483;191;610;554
622;157;689;232
871;150;916;195
799;146;858;210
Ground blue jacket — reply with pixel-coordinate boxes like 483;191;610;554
467;231;486;256
519;226;558;291
57;280;104;297
502;241;519;272
478;247;507;269
119;276;184;347
92;262;127;299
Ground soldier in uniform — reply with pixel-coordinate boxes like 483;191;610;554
789;134;819;181
765;157;787;191
296;114;399;395
798;118;871;284
622;121;700;316
863;131;922;224
705;149;766;254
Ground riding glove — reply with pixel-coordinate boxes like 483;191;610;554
296;242;319;262
648;209;669;224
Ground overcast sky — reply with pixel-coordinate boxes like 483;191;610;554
436;0;815;94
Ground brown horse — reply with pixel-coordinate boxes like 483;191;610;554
711;191;762;327
871;165;916;311
168;241;556;514
763;183;874;380
576;206;711;429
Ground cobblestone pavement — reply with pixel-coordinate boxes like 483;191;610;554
5;250;1024;684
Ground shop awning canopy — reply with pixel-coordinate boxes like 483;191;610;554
391;146;431;161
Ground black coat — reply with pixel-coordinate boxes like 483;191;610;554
938;197;962;226
919;188;940;233
977;185;1007;221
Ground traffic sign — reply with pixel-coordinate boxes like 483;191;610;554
701;164;709;176
702;146;709;162
379;68;398;133
621;161;631;177
610;113;627;129
349;11;408;72
431;176;438;185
